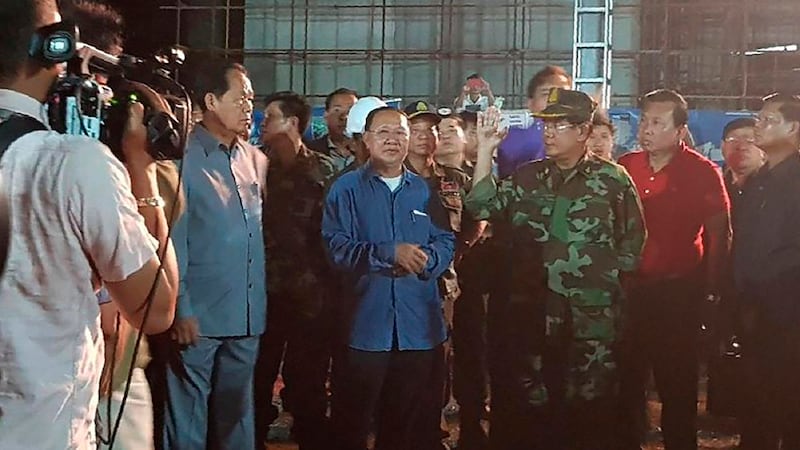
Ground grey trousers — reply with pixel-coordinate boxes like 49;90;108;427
163;336;260;450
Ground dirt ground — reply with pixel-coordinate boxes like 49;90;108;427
264;374;741;450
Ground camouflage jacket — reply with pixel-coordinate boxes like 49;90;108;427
464;153;646;404
405;161;477;322
265;146;337;319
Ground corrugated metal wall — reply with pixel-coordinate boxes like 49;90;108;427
242;0;641;108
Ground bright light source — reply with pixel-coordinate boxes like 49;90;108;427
745;44;799;56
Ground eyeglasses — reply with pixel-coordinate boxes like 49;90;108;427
723;137;756;145
543;122;576;133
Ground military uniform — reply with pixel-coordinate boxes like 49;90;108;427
404;98;477;450
464;88;646;450
404;161;474;320
452;159;496;450
254;146;337;450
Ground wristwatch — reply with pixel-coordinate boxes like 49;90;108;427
136;196;165;208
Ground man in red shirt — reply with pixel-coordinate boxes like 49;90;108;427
617;89;731;450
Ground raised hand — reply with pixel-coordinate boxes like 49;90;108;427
476;106;508;154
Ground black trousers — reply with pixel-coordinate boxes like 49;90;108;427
254;301;332;450
619;276;702;450
409;344;449;450
144;332;172;450
738;316;800;449
329;346;439;450
452;271;490;448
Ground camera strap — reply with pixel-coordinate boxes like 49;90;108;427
0;113;47;158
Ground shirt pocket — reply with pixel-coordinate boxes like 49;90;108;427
438;191;463;233
406;208;433;244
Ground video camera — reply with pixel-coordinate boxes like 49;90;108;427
47;42;192;161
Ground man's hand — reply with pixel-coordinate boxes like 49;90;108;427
477;107;507;154
170;316;200;346
395;243;429;274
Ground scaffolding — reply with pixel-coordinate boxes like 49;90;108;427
160;1;635;108
636;0;800;110
156;0;800;110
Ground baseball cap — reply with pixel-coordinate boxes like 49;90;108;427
403;100;441;123
345;96;388;138
532;88;597;123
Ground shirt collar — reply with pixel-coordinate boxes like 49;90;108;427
544;151;593;178
404;159;446;178
0;89;50;129
760;152;800;182
270;144;314;171
192;123;238;156
363;161;414;185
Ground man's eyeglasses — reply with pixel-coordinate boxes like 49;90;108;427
543;122;576;133
723;137;756;145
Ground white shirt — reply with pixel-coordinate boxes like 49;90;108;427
0;89;158;450
380;174;403;192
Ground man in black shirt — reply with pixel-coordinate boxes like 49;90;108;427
734;93;800;449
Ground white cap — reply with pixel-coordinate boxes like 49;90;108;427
344;96;388;138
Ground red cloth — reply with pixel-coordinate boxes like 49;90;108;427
618;143;730;278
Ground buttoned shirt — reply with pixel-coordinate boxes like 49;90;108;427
619;144;729;278
172;124;268;337
265;146;336;318
465;154;646;403
322;163;455;351
734;154;800;326
307;134;355;173
0;89;158;450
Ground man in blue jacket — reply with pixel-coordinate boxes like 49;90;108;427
322;106;455;450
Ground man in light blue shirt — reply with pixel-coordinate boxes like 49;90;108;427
163;59;267;450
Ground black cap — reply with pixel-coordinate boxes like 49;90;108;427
403;100;441;123
532;88;597;123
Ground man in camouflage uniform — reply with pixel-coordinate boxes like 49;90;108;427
464;89;646;450
254;91;337;450
402;101;481;450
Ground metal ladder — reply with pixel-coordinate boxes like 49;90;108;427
572;0;614;109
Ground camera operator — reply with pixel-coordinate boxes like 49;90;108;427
0;1;178;449
62;1;181;449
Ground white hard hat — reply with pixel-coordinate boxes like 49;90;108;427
344;96;388;138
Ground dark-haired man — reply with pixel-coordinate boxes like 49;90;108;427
323;106;454;450
465;91;645;449
62;0;124;55
735;94;800;449
308;87;358;171
618;89;731;450
164;59;267;450
0;1;179;448
496;65;572;178
721;117;764;204
254;91;336;450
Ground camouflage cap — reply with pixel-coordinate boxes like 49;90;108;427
533;88;597;123
403;100;442;124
